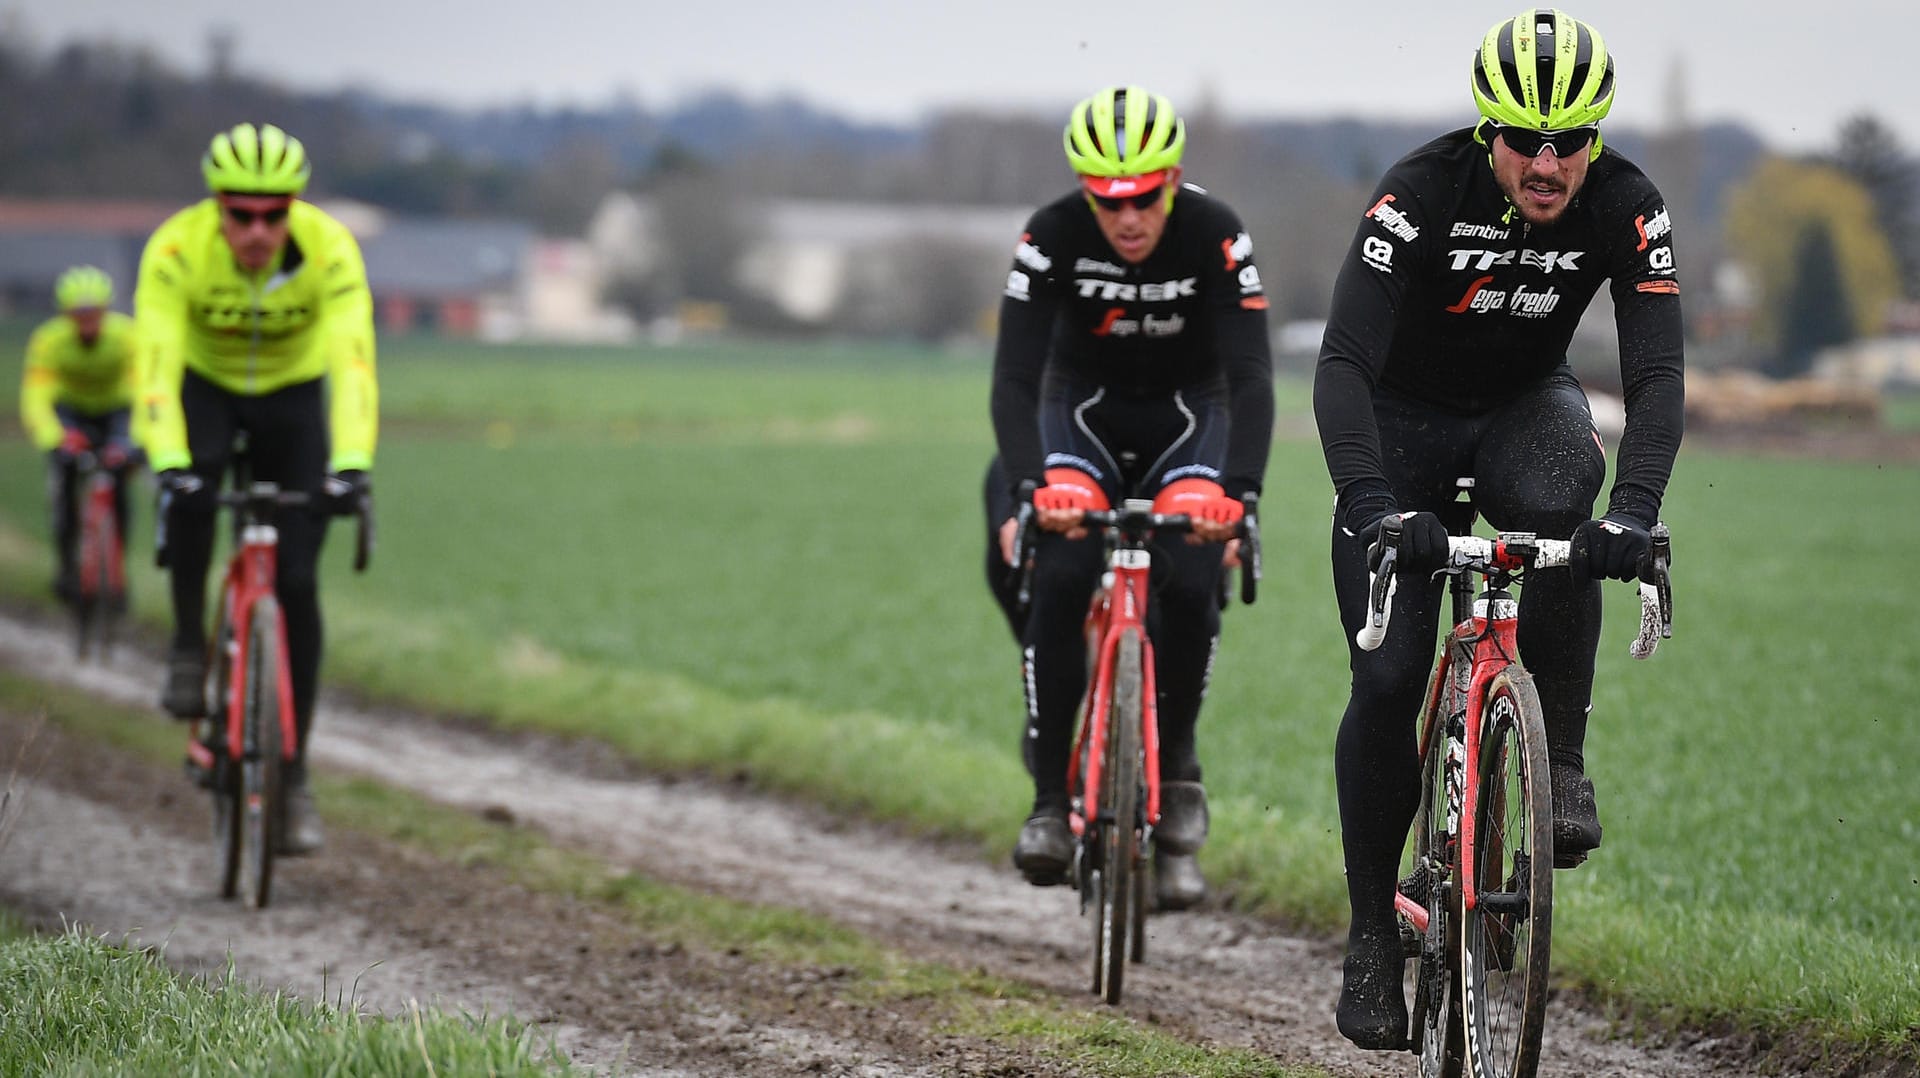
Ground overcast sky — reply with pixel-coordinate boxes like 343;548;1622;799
9;0;1917;155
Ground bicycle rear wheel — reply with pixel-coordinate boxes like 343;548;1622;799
1460;668;1553;1078
238;597;286;909
1090;629;1143;1005
1410;699;1464;1078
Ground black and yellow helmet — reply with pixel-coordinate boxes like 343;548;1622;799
1063;86;1186;178
201;123;311;196
1471;10;1615;132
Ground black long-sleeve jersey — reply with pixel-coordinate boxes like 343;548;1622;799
990;184;1275;500
1314;127;1685;528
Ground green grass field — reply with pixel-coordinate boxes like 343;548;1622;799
0;327;1914;1063
0;930;572;1077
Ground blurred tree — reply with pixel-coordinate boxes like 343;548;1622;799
1830;113;1919;298
523;134;625;234
645;159;757;309
1721;157;1899;356
1775;222;1851;376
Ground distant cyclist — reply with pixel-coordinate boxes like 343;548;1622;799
135;122;379;855
990;86;1275;911
1312;10;1684;1048
19;265;142;605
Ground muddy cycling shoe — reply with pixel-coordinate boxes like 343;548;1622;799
1155;780;1209;855
1153;847;1208;911
161;651;208;719
279;781;324;856
1337;929;1409;1050
1012;797;1072;885
1549;762;1603;869
52;570;79;607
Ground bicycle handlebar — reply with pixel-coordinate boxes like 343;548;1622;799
155;481;375;573
1356;517;1673;659
1011;490;1261;612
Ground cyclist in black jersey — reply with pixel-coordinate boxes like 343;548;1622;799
990;85;1274;911
1313;11;1684;1049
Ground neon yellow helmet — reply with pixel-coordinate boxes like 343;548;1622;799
1471;10;1615;133
201;122;311;195
1063;86;1186;178
55;265;113;311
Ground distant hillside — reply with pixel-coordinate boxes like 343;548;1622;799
0;30;1788;238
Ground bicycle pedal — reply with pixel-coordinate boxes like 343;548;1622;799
182;756;215;791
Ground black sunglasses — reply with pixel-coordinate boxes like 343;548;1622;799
224;205;290;226
1089;187;1164;211
1490;124;1597;158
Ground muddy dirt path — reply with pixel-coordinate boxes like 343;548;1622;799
0;612;1777;1076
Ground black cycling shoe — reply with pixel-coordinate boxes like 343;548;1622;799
1153;847;1207;911
1336;928;1409;1050
279;779;325;856
1155;780;1209;855
1012;797;1072;885
1550;762;1603;869
162;650;208;719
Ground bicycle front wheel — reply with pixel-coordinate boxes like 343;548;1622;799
1460;668;1553;1078
73;506;110;660
1090;628;1143;1005
238;597;286;910
1410;695;1463;1078
208;600;241;899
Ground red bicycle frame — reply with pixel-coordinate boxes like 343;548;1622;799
184;516;296;772
75;465;125;601
1392;559;1523;932
1066;544;1163;839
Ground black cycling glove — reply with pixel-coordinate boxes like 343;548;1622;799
1362;510;1451;575
1570;513;1651;581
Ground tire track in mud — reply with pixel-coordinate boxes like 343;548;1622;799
0;613;1773;1077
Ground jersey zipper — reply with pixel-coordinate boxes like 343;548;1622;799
247;269;263;393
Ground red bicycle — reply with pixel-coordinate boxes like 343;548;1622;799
70;449;132;660
175;474;372;908
1016;493;1260;1004
1357;491;1671;1078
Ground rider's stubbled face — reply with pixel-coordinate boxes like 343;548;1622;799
1490;134;1591;227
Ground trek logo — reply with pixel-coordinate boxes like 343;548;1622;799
1448;248;1585;272
1074;257;1126;275
1223;231;1254;270
1633;208;1672;252
1444;278;1562;317
1450;222;1509;240
1074;277;1197;301
1004;270;1031;301
1365;194;1420;242
1014;232;1052;272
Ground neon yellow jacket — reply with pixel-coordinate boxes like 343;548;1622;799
19;311;141;450
133;199;378;473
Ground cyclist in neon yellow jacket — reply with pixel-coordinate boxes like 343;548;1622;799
136;122;378;855
19;265;142;603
